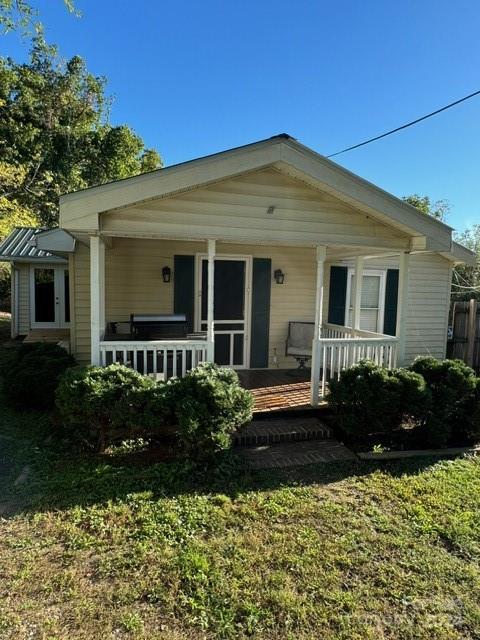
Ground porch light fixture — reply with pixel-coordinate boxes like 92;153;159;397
274;269;285;285
162;266;171;283
267;205;275;215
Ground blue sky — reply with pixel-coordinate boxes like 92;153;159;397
2;0;479;233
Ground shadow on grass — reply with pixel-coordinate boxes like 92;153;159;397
0;407;450;518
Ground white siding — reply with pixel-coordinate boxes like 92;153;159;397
16;263;30;335
405;253;452;362
71;243;91;363
101;168;409;250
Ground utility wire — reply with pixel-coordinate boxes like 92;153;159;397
326;89;480;158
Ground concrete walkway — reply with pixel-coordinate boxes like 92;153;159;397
238;438;356;469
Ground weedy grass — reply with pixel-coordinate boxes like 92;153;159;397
0;315;10;344
1;398;480;639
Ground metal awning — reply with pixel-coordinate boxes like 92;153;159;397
0;227;67;263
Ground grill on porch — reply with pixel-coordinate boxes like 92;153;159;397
101;313;207;379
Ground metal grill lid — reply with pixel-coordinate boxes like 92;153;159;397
131;314;187;322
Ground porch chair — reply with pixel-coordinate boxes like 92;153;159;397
285;321;314;370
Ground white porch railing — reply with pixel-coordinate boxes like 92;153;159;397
99;339;208;379
313;323;399;401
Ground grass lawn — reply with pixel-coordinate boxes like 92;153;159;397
1;400;480;639
0;313;11;344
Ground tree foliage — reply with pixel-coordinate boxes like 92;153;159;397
0;39;162;229
452;224;480;301
403;194;450;222
0;0;76;38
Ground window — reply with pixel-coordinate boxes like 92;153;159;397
345;270;386;332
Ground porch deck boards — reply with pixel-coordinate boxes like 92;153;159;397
237;369;323;414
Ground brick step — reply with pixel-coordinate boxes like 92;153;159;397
233;416;331;446
237;439;356;469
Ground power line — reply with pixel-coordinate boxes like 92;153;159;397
326;89;480;158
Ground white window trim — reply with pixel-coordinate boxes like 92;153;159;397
344;268;386;332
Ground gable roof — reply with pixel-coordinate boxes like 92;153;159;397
0;227;67;263
59;134;459;255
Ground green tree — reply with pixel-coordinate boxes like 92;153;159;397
0;39;162;228
0;0;76;38
452;225;480;301
403;194;450;222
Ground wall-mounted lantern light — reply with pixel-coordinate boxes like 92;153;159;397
274;269;285;285
162;266;172;283
267;205;275;215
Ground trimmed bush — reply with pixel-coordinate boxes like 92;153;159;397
56;362;252;459
329;360;429;440
1;342;75;410
172;362;254;461
55;364;171;451
409;356;478;447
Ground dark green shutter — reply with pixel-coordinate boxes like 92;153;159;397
327;266;348;325
250;258;271;368
383;269;399;336
173;255;195;332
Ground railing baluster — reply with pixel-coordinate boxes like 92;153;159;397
321;343;327;398
181;348;186;377
162;348;167;377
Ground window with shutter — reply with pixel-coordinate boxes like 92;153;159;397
345;270;386;332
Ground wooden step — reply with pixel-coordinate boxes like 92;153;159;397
234;416;331;446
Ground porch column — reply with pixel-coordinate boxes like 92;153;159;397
206;239;216;362
90;235;105;366
351;256;364;334
396;251;410;366
310;245;326;406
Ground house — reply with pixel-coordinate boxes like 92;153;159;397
0;134;475;405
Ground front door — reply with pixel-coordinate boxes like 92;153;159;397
30;265;70;329
197;256;251;368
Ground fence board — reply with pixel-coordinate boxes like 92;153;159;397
447;300;480;371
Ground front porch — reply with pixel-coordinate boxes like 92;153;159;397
87;235;406;405
237;368;312;413
97;318;399;406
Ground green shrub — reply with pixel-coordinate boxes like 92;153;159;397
409;357;478;447
55;364;171;451
470;394;480;443
56;362;253;459
1;342;75;410
172;362;254;461
329;360;429;440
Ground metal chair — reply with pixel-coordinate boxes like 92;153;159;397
285;321;314;369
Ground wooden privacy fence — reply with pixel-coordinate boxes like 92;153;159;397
447;299;480;371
